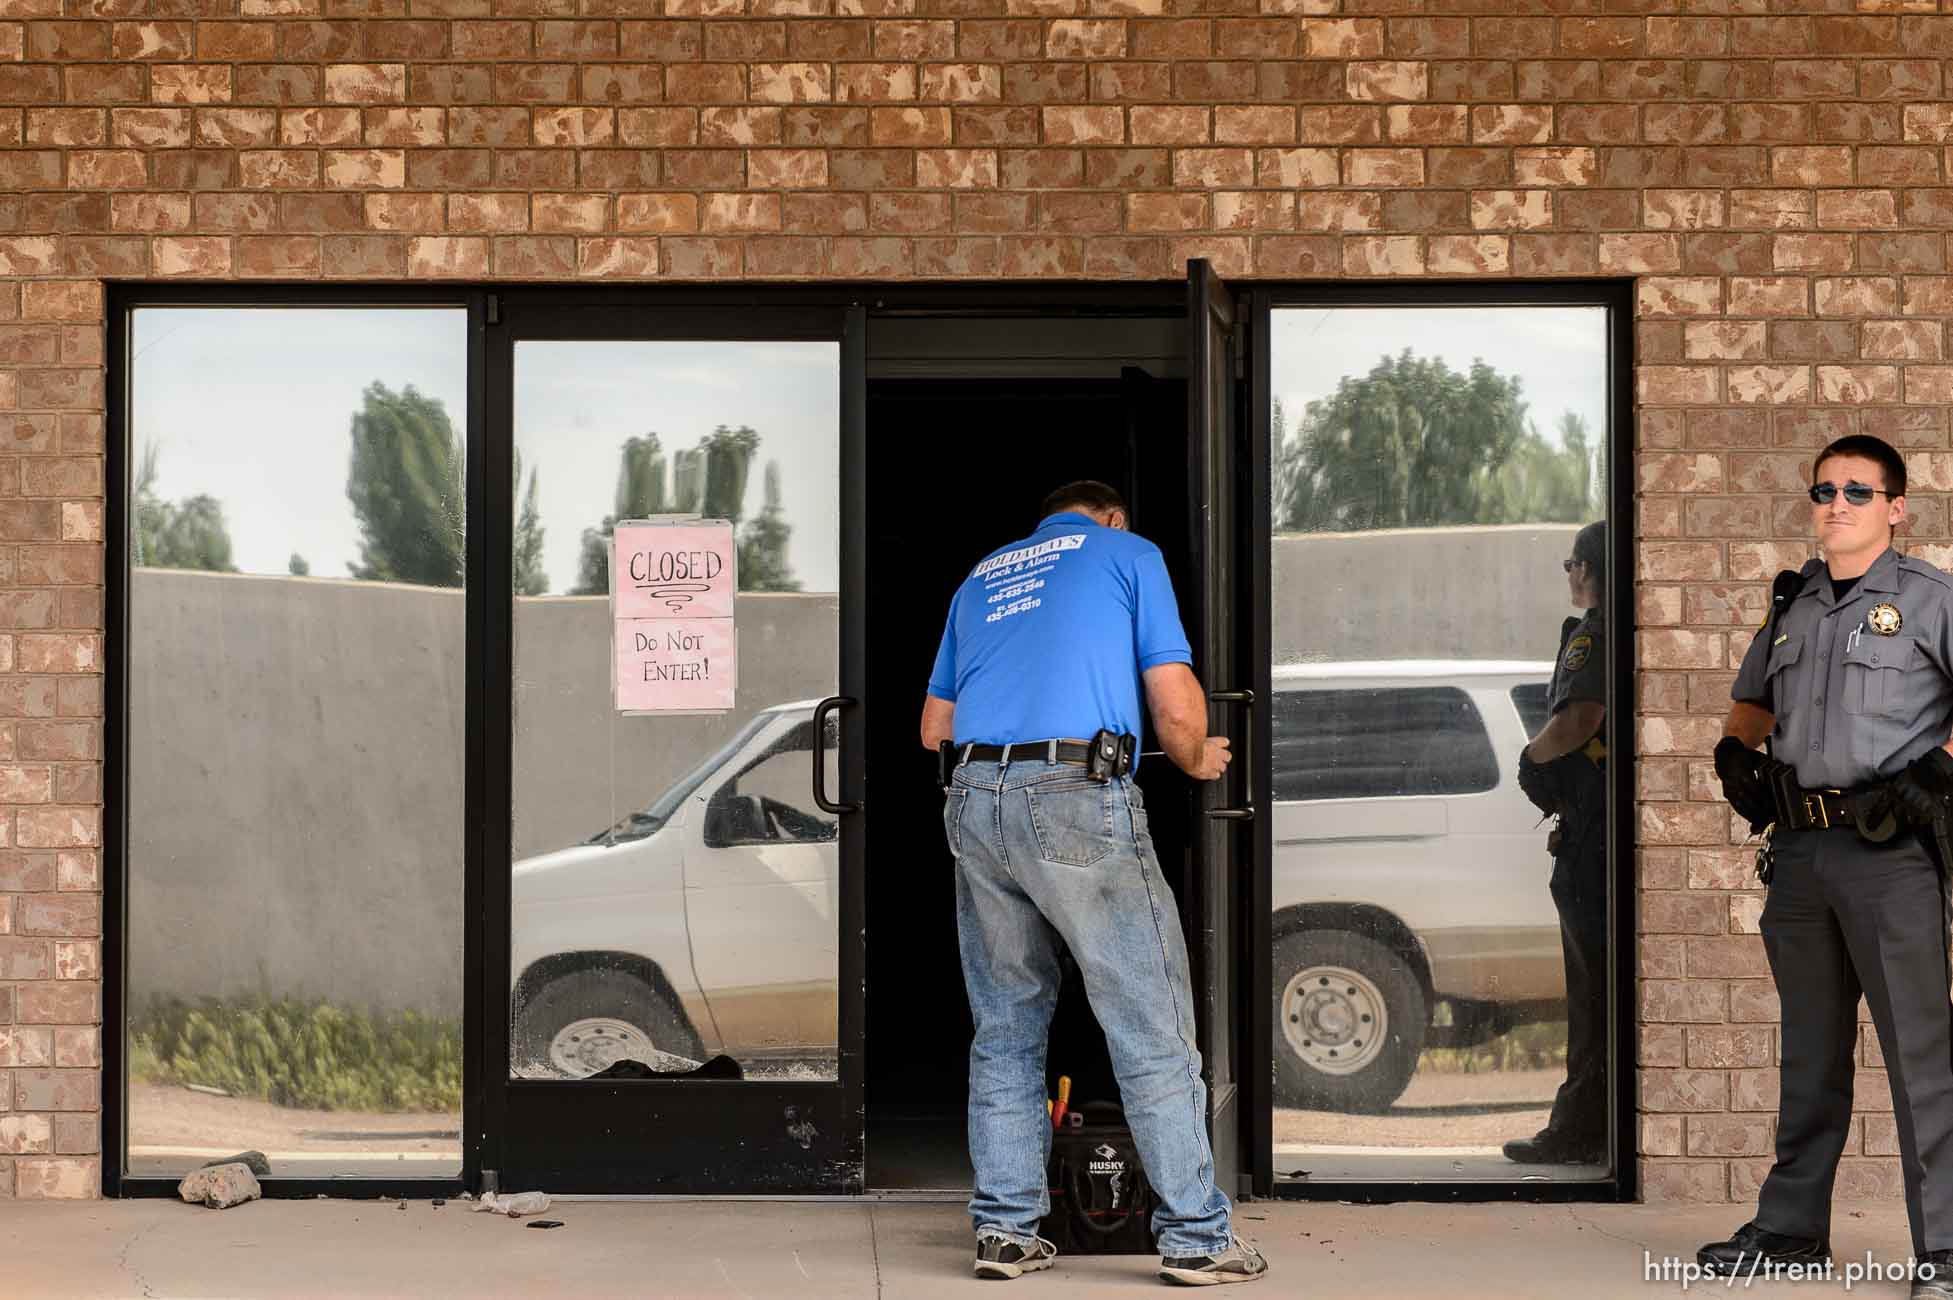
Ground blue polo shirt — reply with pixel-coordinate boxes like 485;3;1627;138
927;512;1193;746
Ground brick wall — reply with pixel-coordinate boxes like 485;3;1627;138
2;0;1951;1199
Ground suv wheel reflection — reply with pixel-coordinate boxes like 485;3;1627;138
549;1017;701;1078
513;968;706;1081
1273;929;1427;1114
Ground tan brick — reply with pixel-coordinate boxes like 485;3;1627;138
406;236;488;278
1469;190;1549;231
617;194;699;234
281;107;361;147
1347;61;1427;102
1513;147;1596;187
1303;18;1382;59
1815;276;1899;316
576;237;659;278
325;64;407;105
1817;365;1901;404
323;150;404;189
1426;235;1507;274
149;65;230;105
1342;235;1422;276
1342;149;1422;188
751;62;832;103
1728;277;1810;316
1470;104;1550;145
1256;148;1336;189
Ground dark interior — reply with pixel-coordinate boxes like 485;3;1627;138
863;370;1197;1189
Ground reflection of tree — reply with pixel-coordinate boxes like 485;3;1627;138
573;426;798;594
134;443;237;572
1483;412;1603;525
346;382;465;587
511;447;547;596
737;460;800;592
571;434;668;596
1273;351;1599;532
345;381;542;592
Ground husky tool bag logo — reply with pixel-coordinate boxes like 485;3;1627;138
1040;1103;1159;1255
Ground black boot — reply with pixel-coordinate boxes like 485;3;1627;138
1501;1129;1602;1164
1914;1250;1953;1299
1696;1222;1829;1276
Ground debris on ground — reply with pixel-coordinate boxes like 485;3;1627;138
475;1191;552;1217
526;1220;565;1230
177;1162;262;1210
199;1150;272;1178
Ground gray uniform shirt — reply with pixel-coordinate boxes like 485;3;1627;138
1549;608;1606;718
1731;546;1953;789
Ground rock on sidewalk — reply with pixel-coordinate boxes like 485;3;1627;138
177;1162;262;1209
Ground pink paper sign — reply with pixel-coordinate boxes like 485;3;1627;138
612;520;737;620
615;617;737;713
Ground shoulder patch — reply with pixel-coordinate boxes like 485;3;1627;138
1563;634;1593;672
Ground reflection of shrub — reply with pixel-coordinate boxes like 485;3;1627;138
1419;1021;1569;1075
129;995;461;1113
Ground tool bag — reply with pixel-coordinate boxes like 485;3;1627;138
1038;1101;1159;1255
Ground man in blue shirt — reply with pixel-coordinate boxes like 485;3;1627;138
920;481;1267;1287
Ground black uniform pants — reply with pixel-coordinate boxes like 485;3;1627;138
1546;817;1607;1144
1755;828;1953;1256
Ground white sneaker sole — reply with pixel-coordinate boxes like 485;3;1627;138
1158;1263;1268;1286
974;1254;1055;1280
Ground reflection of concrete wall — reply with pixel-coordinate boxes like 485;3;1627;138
127;570;834;1017
131;531;1570;1013
1273;525;1584;665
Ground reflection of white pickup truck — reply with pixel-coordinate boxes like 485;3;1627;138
1270;661;1566;1114
509;701;839;1079
514;663;1574;1112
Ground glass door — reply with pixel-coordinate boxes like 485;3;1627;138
483;301;866;1194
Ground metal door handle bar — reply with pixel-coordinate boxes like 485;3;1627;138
1207;689;1254;821
812;695;861;814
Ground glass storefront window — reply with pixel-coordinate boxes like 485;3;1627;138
508;340;841;1083
1266;305;1614;1183
124;307;468;1179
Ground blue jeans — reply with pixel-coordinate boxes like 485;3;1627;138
944;759;1233;1257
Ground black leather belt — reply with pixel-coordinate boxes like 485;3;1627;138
1779;787;1868;832
958;738;1095;766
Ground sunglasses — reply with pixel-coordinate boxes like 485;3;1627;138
1808;481;1895;506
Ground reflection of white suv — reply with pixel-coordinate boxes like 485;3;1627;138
510;701;838;1079
1269;661;1565;1113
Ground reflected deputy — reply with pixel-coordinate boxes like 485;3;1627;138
1509;520;1608;1166
1706;434;1953;1300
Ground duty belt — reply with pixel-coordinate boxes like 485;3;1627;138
1775;785;1875;833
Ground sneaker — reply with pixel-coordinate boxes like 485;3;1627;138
1159;1235;1268;1286
974;1231;1057;1280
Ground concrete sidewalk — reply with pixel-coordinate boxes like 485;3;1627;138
0;1195;1925;1298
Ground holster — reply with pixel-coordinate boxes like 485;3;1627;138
937;740;955;791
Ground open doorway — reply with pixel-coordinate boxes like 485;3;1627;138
861;315;1197;1191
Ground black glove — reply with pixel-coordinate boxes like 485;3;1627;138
1890;747;1953;825
1714;736;1775;830
1516;747;1557;816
